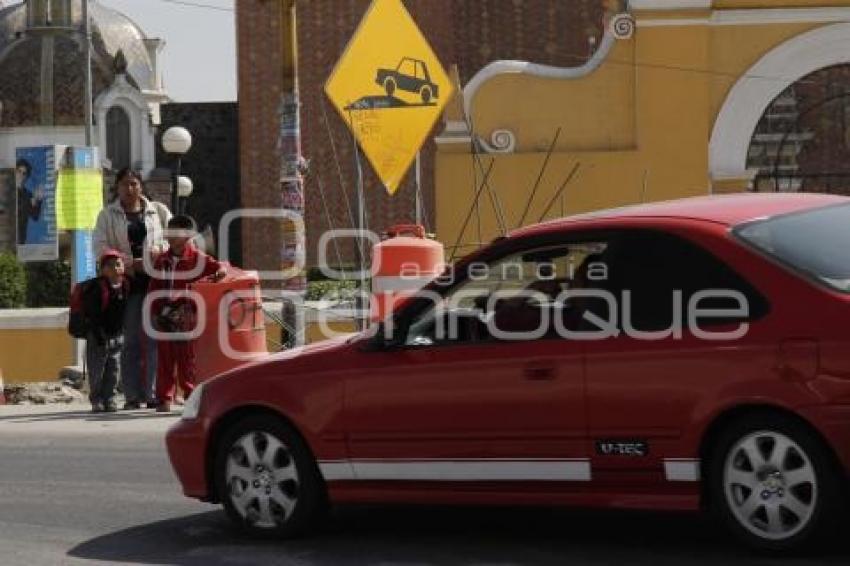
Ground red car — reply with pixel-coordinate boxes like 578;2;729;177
167;193;850;552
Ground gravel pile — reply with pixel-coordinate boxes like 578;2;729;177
2;382;86;405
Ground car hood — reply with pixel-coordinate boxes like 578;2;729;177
205;332;362;386
267;333;361;363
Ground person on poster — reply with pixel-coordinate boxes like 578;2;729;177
15;158;45;245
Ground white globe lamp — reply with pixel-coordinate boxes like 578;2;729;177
162;126;192;155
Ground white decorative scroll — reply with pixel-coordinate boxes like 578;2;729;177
476;129;517;154
463;32;617;122
610;13;636;40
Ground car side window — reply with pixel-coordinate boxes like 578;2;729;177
600;230;769;332
403;240;609;347
399;58;415;77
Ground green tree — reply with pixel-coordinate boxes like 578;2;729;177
0;253;26;309
26;261;71;308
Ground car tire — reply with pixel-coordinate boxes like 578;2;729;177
214;414;327;538
420;86;432;103
384;78;396;97
708;413;842;553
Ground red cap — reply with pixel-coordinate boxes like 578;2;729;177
99;248;124;263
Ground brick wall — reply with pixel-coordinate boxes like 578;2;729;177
238;0;605;270
236;0;285;279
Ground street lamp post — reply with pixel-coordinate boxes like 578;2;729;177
162;126;193;213
176;175;194;214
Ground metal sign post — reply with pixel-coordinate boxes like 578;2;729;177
325;0;453;328
415;151;422;226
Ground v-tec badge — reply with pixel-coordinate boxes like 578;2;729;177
325;0;454;195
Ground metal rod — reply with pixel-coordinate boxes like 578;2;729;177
473;152;482;245
517;127;561;228
537;163;581;223
313;162;348;281
471;149;507;235
450;158;495;263
348;110;368;330
83;0;93;147
415;151;422;226
171;156;181;214
320;97;357;232
465;118;508;235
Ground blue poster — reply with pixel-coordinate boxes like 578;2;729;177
63;146;97;170
73;230;97;283
15;146;59;262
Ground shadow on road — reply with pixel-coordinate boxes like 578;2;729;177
67;505;850;565
0;409;179;423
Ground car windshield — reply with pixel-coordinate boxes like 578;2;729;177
734;203;850;292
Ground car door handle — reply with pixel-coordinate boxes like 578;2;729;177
524;365;557;381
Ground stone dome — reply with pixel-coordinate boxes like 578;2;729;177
0;0;163;127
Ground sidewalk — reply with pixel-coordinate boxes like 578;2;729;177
0;403;180;437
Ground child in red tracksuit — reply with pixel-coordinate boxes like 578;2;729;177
149;215;226;412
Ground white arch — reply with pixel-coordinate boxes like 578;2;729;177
710;22;850;181
94;75;155;174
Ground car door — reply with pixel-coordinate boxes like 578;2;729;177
344;241;592;484
581;227;771;485
397;58;417;92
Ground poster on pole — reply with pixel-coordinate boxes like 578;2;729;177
15;146;59;262
73;230;97;283
325;0;454;195
56;147;103;231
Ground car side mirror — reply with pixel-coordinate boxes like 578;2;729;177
363;317;406;352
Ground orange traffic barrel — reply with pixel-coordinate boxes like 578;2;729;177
193;264;268;383
371;224;445;323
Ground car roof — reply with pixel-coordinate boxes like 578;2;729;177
511;193;849;238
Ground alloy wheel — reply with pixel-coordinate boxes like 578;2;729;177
723;430;817;541
225;431;300;529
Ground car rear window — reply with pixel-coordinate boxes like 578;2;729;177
734;203;850;292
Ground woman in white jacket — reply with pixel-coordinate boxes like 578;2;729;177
93;168;171;409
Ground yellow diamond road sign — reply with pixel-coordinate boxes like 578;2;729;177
325;0;454;196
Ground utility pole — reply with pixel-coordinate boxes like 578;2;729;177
83;0;93;146
71;0;95;372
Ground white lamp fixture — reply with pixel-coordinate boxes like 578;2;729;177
162;126;193;155
176;175;193;199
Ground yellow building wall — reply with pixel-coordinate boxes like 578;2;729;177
305;320;357;344
435;1;850;249
0;318;350;385
0;328;72;384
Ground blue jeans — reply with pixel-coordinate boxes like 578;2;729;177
121;291;157;404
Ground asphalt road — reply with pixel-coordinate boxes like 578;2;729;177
1;403;849;566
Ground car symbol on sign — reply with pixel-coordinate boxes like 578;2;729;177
375;57;440;104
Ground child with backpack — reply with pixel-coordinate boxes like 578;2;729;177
149;216;227;412
69;249;130;413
